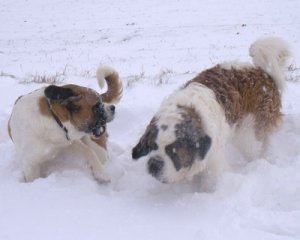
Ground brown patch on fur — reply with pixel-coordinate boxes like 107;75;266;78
92;132;108;150
38;97;52;118
39;95;71;122
63;85;101;129
185;65;282;139
178;105;203;128
51;101;71;122
165;106;211;170
101;71;123;104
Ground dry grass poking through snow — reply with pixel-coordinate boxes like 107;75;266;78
0;66;68;84
125;68;176;88
287;64;300;82
19;73;65;84
154;68;173;85
19;65;67;84
0;71;18;79
126;69;145;88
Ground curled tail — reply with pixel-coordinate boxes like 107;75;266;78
249;37;292;91
96;65;123;104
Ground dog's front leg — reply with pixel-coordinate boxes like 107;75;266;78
23;162;41;182
72;140;110;183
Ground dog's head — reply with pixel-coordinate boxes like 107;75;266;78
43;84;115;138
132;105;212;183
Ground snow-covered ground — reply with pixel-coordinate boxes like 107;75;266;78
1;0;300;239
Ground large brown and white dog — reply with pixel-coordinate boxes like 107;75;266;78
132;37;291;184
8;66;122;182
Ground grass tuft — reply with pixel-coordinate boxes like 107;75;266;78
126;69;145;88
19;65;68;84
153;68;174;85
287;64;300;82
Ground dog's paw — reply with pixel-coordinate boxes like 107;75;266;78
92;170;111;184
23;167;41;183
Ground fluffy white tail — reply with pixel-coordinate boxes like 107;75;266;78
96;65;123;103
249;37;291;91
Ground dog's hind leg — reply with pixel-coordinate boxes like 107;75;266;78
20;142;59;182
233;114;263;160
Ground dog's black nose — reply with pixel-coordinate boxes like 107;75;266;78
148;157;164;177
110;105;115;112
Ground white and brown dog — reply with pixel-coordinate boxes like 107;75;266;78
8;66;122;182
132;37;291;184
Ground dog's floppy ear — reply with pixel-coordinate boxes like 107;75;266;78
196;134;212;159
44;85;78;102
132;118;159;160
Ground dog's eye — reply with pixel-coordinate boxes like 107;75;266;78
66;102;81;113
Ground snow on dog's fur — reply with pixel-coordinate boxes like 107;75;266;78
8;66;122;183
132;37;291;185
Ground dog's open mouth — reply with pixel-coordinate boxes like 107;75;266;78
91;125;106;138
92;126;105;138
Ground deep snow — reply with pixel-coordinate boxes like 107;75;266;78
0;0;300;239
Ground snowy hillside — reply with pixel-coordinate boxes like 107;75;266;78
1;0;300;239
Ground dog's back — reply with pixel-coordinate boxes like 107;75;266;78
188;37;290;136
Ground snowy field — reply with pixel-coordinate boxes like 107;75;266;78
1;0;300;239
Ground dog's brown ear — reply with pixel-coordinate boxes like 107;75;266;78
44;85;77;102
44;86;83;118
132;118;159;160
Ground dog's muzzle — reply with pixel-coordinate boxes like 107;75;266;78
148;157;164;178
88;104;115;138
90;124;106;138
105;104;115;123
